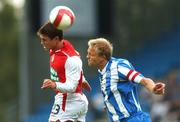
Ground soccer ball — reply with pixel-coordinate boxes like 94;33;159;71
49;6;75;30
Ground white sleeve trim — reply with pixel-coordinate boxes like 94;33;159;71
134;75;143;83
55;56;82;93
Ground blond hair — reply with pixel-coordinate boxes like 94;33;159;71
88;38;113;61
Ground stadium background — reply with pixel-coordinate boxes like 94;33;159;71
0;0;180;122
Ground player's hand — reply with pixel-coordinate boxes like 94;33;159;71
153;82;165;95
41;79;56;89
82;80;92;92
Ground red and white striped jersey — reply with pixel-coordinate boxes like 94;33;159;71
49;40;85;111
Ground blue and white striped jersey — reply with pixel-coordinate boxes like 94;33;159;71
98;57;144;122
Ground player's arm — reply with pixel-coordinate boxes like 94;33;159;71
54;56;82;93
41;57;81;92
117;62;165;95
82;76;91;92
140;78;165;95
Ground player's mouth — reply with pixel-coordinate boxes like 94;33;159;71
87;59;92;65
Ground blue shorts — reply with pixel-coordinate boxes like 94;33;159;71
121;111;151;122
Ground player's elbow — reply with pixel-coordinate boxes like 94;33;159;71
66;84;77;92
59;85;76;93
55;82;77;93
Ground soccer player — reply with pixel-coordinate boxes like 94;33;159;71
86;38;165;122
37;21;91;122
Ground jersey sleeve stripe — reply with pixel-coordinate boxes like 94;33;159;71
62;93;67;111
129;71;137;81
126;70;133;80
131;72;140;81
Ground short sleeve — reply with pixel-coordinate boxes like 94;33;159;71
117;60;144;83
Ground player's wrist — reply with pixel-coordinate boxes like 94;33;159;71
55;82;59;89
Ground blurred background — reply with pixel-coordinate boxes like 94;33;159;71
0;0;180;122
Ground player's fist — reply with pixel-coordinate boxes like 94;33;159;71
41;79;56;89
153;82;165;95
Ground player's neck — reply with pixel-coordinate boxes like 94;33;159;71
53;40;64;51
98;60;108;71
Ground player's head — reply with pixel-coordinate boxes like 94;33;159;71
37;21;63;40
87;38;113;69
88;38;113;60
37;21;64;51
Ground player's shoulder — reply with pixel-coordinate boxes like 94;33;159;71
112;57;130;64
112;57;133;68
67;56;82;64
65;56;82;68
63;39;74;49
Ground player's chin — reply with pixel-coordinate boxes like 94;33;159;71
88;62;95;67
87;61;92;66
43;46;50;51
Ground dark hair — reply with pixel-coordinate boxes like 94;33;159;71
37;21;63;40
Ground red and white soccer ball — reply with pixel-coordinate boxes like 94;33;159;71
49;6;75;30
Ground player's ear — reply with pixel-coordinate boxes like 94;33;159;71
54;36;59;41
101;54;107;60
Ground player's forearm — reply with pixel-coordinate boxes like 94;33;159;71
140;78;155;93
55;80;78;93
